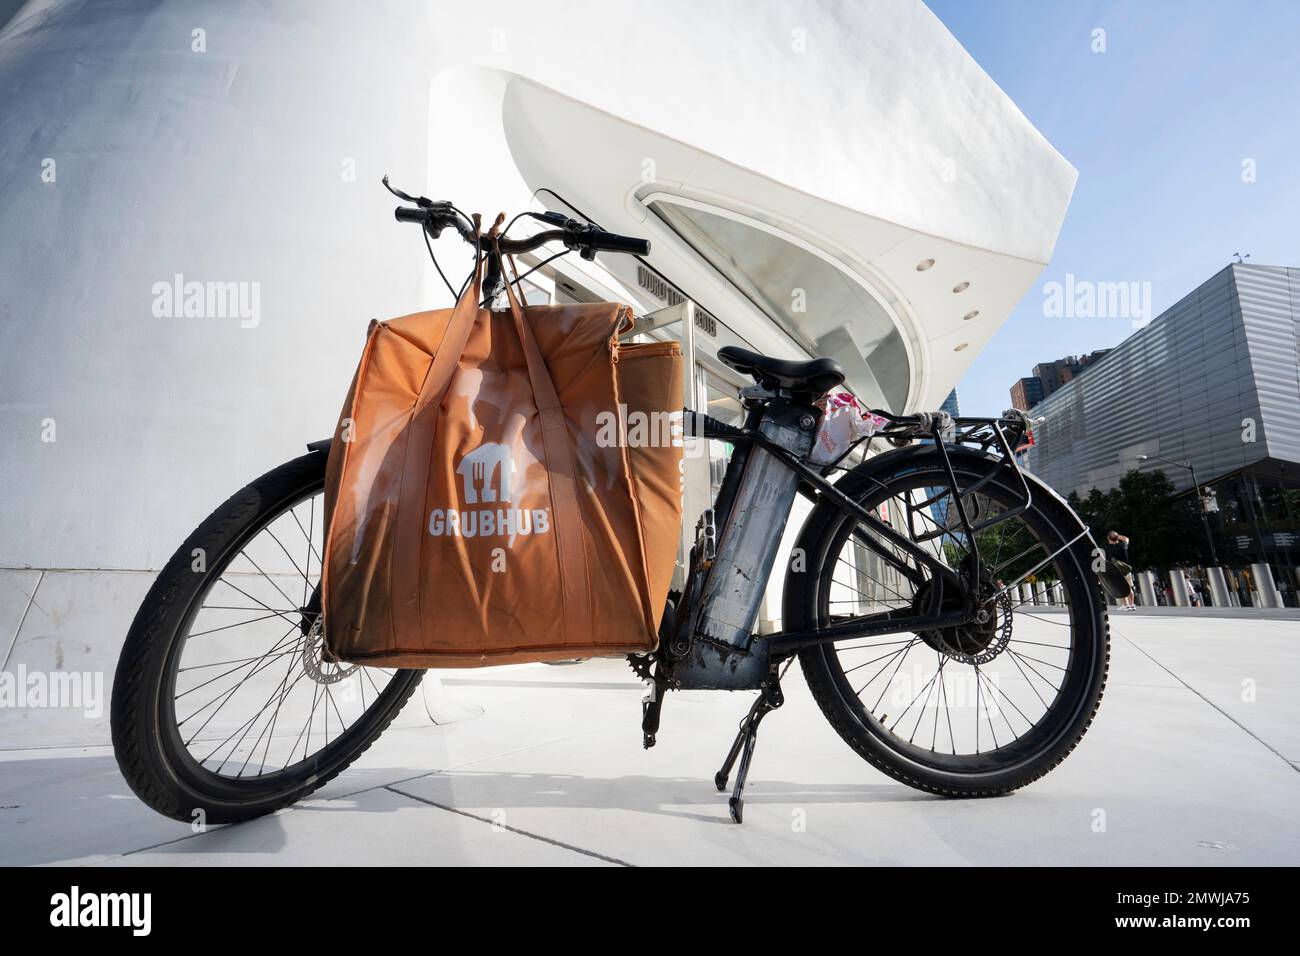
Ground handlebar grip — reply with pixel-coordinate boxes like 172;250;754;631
587;230;650;256
394;207;427;223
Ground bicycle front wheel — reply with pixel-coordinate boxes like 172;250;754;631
111;450;423;824
786;444;1108;796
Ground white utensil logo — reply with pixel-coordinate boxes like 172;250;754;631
456;442;515;503
431;443;548;545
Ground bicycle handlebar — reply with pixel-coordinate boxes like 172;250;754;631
586;230;651;256
393;204;650;258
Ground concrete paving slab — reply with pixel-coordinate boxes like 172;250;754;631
100;786;612;867
0;569;43;670
0;570;150;750
0;745;193;866
389;653;1300;865
1111;616;1300;763
1;616;1296;866
0;663;626;865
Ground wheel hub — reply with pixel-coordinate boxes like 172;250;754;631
912;576;1013;665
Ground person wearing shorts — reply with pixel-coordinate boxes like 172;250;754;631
1106;531;1135;610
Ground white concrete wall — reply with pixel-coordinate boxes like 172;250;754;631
1;0;1072;571
0;1;1076;749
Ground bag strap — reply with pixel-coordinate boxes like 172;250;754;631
414;215;488;418
496;241;594;646
390;217;487;652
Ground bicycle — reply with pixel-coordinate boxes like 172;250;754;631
111;182;1109;826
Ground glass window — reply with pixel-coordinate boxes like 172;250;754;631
519;277;552;307
703;369;743;497
649;200;910;410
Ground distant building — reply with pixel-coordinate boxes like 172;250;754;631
1022;264;1300;599
940;388;960;417
1010;350;1112;410
1010;376;1045;411
1034;351;1112;397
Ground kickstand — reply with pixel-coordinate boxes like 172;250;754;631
714;679;784;823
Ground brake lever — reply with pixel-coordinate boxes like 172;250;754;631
520;211;599;256
530;210;573;228
381;174;433;209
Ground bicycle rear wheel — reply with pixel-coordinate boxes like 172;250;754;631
786;444;1108;796
111;450;423;824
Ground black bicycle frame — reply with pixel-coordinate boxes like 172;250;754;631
685;400;1037;659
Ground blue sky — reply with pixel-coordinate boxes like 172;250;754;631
925;0;1300;415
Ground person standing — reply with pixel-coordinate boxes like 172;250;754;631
1106;531;1136;610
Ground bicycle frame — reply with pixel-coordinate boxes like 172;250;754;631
675;393;1044;672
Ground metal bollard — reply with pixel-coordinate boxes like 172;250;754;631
1168;570;1191;607
1137;571;1159;607
1205;567;1231;608
1250;562;1282;608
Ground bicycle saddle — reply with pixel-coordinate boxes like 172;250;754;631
717;346;846;396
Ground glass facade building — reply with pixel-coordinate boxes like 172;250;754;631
1024;264;1300;601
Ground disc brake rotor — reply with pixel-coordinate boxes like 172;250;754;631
941;590;1013;665
913;577;1014;665
301;617;358;684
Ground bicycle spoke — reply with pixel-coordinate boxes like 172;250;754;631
889;659;943;734
236;550;301;611
1009;650;1068;672
212;577;302;627
264;526;309;593
1006;649;1062;695
206;661;309;771
977;666;1033;736
242;648;308;776
187;611;292;640
167;487;403;782
909;654;946;743
180;629;303;743
178;647;302;673
850;638;917;694
175;627;301;702
871;637;917;713
1007;647;1051;711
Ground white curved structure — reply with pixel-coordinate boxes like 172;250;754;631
0;0;1072;746
0;0;1074;571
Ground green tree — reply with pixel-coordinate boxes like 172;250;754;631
1068;469;1206;569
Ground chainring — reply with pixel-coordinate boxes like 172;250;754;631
627;653;657;682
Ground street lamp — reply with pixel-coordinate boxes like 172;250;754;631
1136;454;1220;564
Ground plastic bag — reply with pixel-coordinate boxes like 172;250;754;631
810;391;888;465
